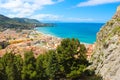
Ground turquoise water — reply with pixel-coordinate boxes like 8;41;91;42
35;23;104;44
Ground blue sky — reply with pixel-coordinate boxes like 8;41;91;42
0;0;120;23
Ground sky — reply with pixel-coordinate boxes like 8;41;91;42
0;0;120;23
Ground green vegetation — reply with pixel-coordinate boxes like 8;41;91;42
56;38;88;79
0;14;54;31
102;26;120;44
0;38;102;80
0;46;2;50
12;18;54;27
12;18;41;24
0;41;9;49
0;53;23;80
116;18;120;21
112;26;120;35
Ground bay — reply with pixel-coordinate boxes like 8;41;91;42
35;23;104;44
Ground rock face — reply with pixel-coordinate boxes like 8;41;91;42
117;6;120;12
91;6;120;80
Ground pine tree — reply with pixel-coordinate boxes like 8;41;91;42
21;51;37;80
2;53;19;80
45;50;59;79
56;38;89;79
36;54;48;80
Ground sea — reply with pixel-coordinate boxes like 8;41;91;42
35;23;104;44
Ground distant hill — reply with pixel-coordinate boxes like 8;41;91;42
12;18;41;24
0;14;53;31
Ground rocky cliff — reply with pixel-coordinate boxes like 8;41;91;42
91;6;120;80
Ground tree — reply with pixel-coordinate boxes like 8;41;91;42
56;38;89;79
44;50;59;79
21;51;37;80
0;45;2;50
0;38;90;80
0;57;6;80
14;55;23;80
0;41;9;49
1;53;20;80
36;53;50;80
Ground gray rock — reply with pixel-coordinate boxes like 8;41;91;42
90;6;120;80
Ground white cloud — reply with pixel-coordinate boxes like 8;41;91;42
30;14;60;21
77;0;120;7
7;13;98;22
60;17;94;22
30;14;95;22
0;0;64;17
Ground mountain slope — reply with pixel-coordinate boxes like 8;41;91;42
12;18;41;24
0;14;52;31
0;14;32;30
91;6;120;80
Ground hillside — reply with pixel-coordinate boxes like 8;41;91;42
13;18;41;24
0;14;53;31
90;6;120;80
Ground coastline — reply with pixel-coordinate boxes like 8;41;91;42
34;30;62;40
33;30;95;59
34;29;93;46
35;23;102;44
0;29;94;58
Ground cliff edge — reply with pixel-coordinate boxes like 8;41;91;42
91;6;120;80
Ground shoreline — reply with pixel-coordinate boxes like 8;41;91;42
33;29;95;59
34;30;62;40
0;29;95;59
34;29;93;45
